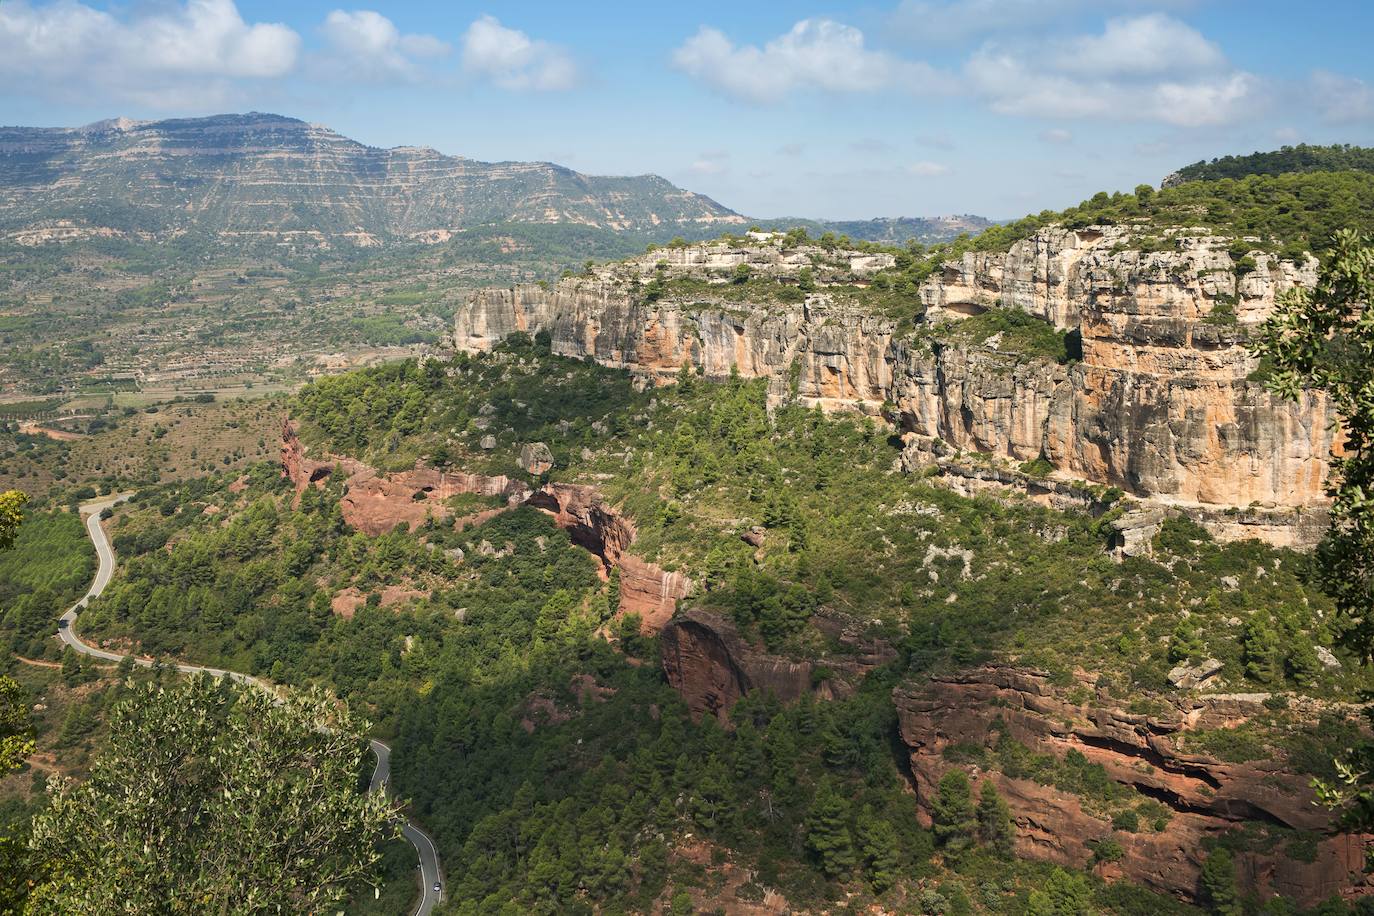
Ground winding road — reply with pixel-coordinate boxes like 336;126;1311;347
57;495;445;915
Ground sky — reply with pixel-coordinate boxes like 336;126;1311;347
1;0;1372;220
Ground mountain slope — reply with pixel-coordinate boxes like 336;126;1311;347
0;112;744;244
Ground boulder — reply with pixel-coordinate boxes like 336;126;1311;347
519;441;554;475
1168;658;1224;689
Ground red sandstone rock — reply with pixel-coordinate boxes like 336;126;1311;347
525;483;691;633
618;556;693;633
892;666;1373;905
279;421;691;632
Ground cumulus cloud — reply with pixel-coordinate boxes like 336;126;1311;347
460;15;579;91
0;0;299;107
1311;70;1374;123
317;10;449;84
965;15;1259;127
671;18;953;104
1055;13;1224;76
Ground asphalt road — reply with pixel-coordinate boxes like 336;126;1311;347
58;495;444;914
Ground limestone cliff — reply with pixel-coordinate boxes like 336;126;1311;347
893;666;1371;906
455;229;1338;541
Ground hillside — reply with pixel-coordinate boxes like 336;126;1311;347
1169;143;1374;184
0;113;744;245
45;331;1358;913
953;147;1374;265
757;214;997;245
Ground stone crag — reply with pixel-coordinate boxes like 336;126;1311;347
280;420;689;632
659;608;896;723
454;228;1338;545
893;666;1371;906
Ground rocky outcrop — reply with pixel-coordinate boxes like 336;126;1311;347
893;666;1372;905
454;228;1338;544
660;609;822;722
527;483;692;632
281;422;689;631
659;609;897;723
283;420;529;535
519;442;554;476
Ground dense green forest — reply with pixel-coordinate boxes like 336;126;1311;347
67;468;1200;914
1173;145;1374;182
292;341;1352;697
0;508;94;659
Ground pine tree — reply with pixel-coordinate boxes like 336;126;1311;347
805;780;857;879
1242;615;1283;684
855;806;901;893
689;758;733;833
1026;867;1094;916
731;720;766;784
931;770;977;858
1168;619;1205;663
1200;848;1242;916
976;780;1015;858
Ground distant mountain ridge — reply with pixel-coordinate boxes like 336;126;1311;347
0;112;745;245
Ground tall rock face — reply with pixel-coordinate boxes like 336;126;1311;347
0;113;742;243
893;667;1371;906
456;229;1337;535
659;609;897;723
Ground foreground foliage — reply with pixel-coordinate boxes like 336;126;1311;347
27;677;396;913
1254;230;1374;831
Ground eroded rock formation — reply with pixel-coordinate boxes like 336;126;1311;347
455;228;1338;544
659;609;897;723
893;666;1371;905
660;609;826;722
280;420;689;631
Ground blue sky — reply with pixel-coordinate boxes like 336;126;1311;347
1;0;1372;219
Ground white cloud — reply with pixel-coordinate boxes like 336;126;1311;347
1311;70;1374;123
318;10;449;84
671;18;953;104
907;160;951;176
1038;127;1073;144
965;16;1259;127
0;0;299;107
460;15;579;92
1055;13;1224;77
1149;73;1256;127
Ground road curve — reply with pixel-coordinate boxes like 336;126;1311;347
58;495;444;914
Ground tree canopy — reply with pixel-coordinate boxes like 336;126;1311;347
27;676;396;913
1253;229;1374;829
